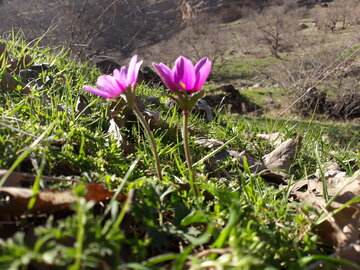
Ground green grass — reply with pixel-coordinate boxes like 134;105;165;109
213;57;280;81
240;87;285;108
0;35;359;269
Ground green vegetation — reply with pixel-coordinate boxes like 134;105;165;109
214;57;280;81
0;35;359;270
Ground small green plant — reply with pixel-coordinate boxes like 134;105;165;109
0;34;359;269
153;56;212;197
83;55;163;181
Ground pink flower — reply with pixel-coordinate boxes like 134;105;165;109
153;56;212;94
83;55;143;98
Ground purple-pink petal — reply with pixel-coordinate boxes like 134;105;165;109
132;60;143;86
153;63;177;90
83;85;115;98
194;57;212;90
113;68;128;90
174;56;196;91
96;75;124;96
153;55;212;93
127;55;138;86
83;55;142;99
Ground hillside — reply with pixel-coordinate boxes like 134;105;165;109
0;33;359;269
1;0;359;119
136;0;360;120
0;0;360;268
0;0;326;60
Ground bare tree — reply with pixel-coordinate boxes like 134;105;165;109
259;30;360;118
241;4;302;58
315;0;360;32
141;18;229;73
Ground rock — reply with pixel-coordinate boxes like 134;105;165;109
299;23;309;30
203;84;261;114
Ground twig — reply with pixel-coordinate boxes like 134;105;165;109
275;46;360;120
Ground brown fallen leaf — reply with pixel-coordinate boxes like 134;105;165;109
0;169;80;187
307;243;360;270
263;137;302;180
0;184;126;217
195;137;224;149
194;136;285;184
231;150;268;174
256;132;284;147
321;162;347;179
108;118;136;155
0;70;19;91
75;95;91;115
290;162;349;193
292;170;360;202
334;243;360;270
295;171;360;247
194;99;214;122
143;109;168;130
0;43;31;94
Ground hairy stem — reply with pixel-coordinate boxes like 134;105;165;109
131;102;163;181
182;110;198;197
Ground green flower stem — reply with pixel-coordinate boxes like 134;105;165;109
182;109;199;197
125;92;163;181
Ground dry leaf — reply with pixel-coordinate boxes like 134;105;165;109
293;171;360;202
0;184;126;217
256;132;284;147
143;109;167;130
307;243;360;270
334;243;360;270
231;150;267;173
195;137;224;149
295;171;360;247
194;99;214;122
75;95;91;115
0;170;30;187
0;169;79;187
108;118;125;143
194;137;285;184
322;162;347;179
263;137;302;179
108;118;136;155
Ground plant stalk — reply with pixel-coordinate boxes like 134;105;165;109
129;98;163;181
182;109;198;197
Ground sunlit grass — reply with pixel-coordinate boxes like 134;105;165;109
0;34;359;269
